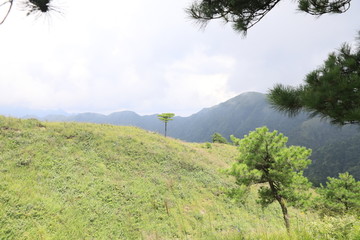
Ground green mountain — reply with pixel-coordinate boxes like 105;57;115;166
41;92;360;185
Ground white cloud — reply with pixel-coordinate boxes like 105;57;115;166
161;49;237;115
0;0;359;117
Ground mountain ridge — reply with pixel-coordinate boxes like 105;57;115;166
22;92;360;184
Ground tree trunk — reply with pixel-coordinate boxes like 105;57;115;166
268;180;290;233
277;196;290;233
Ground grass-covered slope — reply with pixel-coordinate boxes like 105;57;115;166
41;92;360;185
0;116;358;239
0;116;239;239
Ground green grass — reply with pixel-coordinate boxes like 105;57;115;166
0;116;359;239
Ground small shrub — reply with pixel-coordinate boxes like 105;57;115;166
212;133;228;144
204;142;212;149
309;215;358;240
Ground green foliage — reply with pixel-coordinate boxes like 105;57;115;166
225;184;250;205
0;115;260;239
187;0;351;34
1;116;359;239
157;113;175;137
308;215;360;240
204;142;212;149
212;132;228;144
187;0;282;34
316;172;360;216
41;92;360;185
157;113;175;123
268;32;360;125
230;134;241;146
298;0;351;15
229;127;312;200
228;127;312;231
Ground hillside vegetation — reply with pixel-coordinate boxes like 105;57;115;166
40;92;360;185
0;116;359;239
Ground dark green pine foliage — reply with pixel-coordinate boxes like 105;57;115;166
298;0;351;15
25;0;54;15
268;32;360;125
187;0;351;34
317;172;360;216
1;0;57;24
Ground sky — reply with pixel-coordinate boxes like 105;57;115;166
0;0;359;117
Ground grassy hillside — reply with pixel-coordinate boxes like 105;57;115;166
40;92;360;185
0;116;359;239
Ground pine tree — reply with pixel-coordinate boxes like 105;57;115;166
187;0;351;34
317;172;360;216
268;32;360;125
228;127;312;232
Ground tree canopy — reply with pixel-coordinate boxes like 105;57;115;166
187;0;352;34
211;132;228;144
187;0;359;126
229;127;312;232
157;113;175;137
268;32;360;125
317;172;360;216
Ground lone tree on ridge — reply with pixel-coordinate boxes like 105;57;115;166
157;113;175;137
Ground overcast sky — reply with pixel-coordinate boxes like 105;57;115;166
0;0;359;117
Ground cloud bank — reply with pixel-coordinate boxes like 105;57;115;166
0;0;359;116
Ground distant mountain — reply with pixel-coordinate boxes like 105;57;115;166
0;106;69;118
39;92;360;184
44;110;162;132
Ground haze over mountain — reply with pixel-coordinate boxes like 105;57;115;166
0;107;69;119
34;92;360;184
